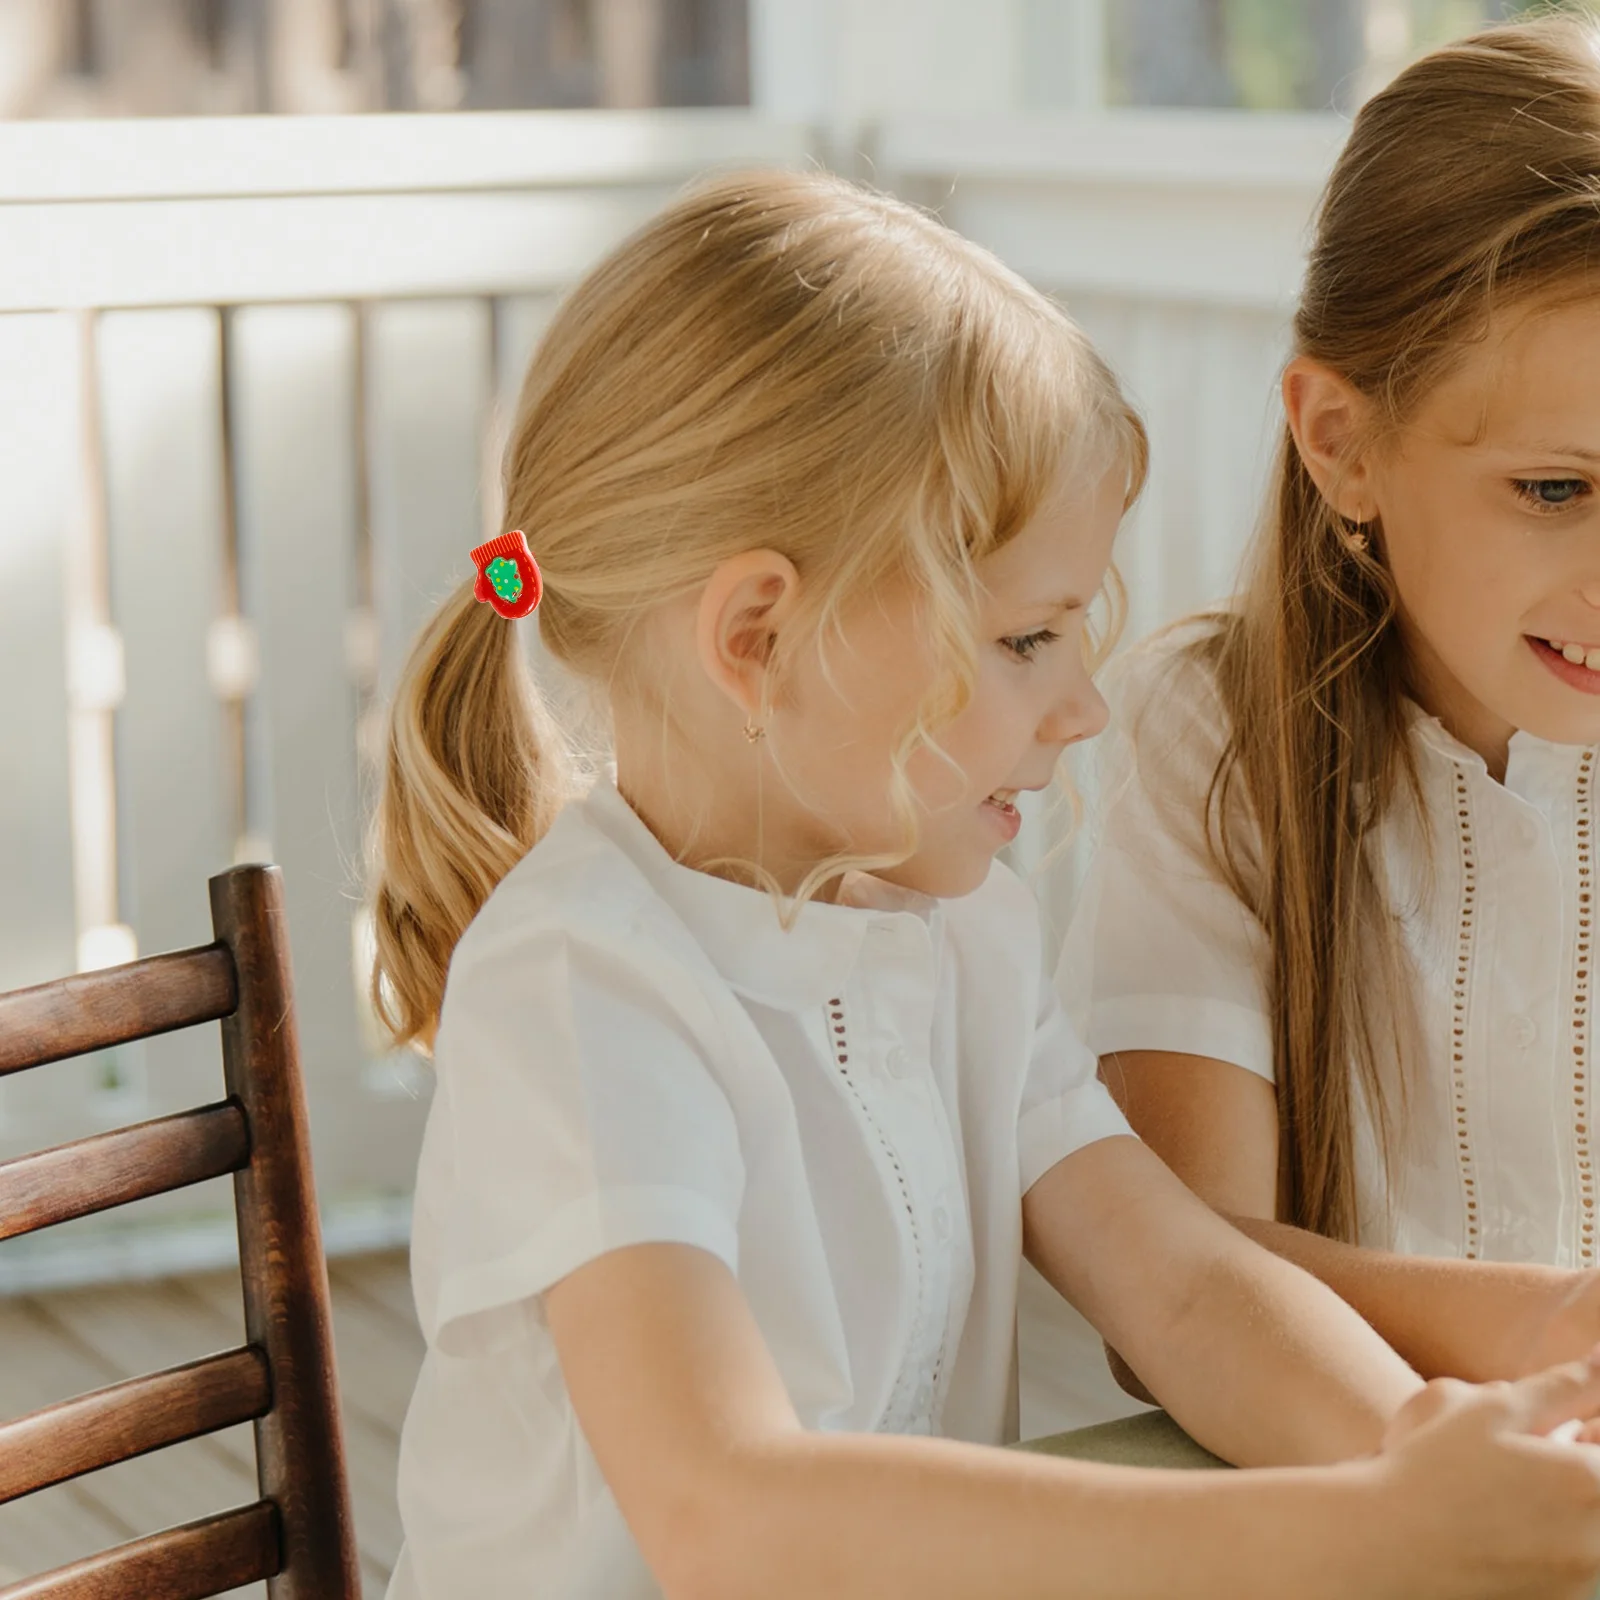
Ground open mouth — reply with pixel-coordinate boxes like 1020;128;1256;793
1530;636;1600;695
1540;637;1600;671
983;789;1020;816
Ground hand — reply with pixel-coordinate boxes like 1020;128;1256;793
1516;1272;1600;1408
1370;1351;1600;1600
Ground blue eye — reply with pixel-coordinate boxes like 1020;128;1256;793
1001;628;1059;662
1513;477;1590;510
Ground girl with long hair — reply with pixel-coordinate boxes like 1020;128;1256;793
1043;13;1600;1445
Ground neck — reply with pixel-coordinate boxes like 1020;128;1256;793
612;724;843;904
1400;620;1514;783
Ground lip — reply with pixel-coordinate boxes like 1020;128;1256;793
981;796;1023;842
1529;635;1600;697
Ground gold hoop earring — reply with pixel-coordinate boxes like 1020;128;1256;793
743;718;766;743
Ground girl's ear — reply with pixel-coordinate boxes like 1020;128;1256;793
1282;357;1379;523
693;549;801;722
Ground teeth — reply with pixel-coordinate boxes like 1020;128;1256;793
988;790;1018;806
1547;640;1600;671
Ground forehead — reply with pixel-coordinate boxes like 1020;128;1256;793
1418;293;1600;449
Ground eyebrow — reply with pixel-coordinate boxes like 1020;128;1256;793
1015;595;1087;616
1497;441;1600;464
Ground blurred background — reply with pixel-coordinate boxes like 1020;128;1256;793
0;0;1573;117
1;0;1598;1586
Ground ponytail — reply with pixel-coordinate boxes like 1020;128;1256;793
367;583;577;1052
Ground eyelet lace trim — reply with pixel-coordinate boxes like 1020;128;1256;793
1574;751;1596;1266
1449;766;1481;1260
826;995;927;1427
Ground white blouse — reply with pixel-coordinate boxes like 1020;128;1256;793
385;764;1133;1600
1019;621;1600;1437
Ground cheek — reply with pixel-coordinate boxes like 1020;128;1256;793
1385;492;1528;643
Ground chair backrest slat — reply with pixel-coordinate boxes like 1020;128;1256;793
0;1501;282;1600
0;947;237;1075
0;1102;250;1241
210;870;361;1600
0;865;360;1600
0;1346;271;1505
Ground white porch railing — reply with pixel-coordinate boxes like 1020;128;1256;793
0;107;1342;1288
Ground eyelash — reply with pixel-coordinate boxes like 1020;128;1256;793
1512;477;1593;513
1001;628;1060;662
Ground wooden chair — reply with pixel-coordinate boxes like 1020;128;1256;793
0;864;361;1600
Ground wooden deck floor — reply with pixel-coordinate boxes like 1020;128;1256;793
0;1251;423;1598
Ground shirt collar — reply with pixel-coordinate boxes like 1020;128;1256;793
1403;698;1596;790
575;762;944;1013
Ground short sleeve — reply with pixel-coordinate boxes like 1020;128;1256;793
1057;631;1275;1083
424;918;746;1355
1018;937;1136;1196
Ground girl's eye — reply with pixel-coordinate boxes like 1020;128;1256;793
1000;628;1059;662
1513;477;1591;511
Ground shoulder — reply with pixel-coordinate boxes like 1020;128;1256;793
442;797;725;1043
1092;613;1240;803
1101;613;1232;749
454;808;652;965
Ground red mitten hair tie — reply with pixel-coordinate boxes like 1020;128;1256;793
471;529;542;619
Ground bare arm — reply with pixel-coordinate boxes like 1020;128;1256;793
1101;1048;1581;1382
1023;1135;1420;1466
544;1231;1600;1600
545;1239;1395;1600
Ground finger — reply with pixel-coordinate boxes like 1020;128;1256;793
1392;1376;1474;1437
1504;1344;1600;1435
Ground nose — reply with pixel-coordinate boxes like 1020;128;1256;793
1041;675;1109;748
1583;584;1600;610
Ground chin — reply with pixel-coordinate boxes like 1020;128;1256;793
884;854;993;901
1520;709;1600;747
1508;685;1600;747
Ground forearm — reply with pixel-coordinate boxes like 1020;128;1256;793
683;1433;1399;1600
1225;1214;1567;1382
1113;1232;1423;1467
1026;1144;1420;1468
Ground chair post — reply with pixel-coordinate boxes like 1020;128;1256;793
210;864;362;1600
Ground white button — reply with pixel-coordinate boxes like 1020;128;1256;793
932;1205;952;1241
1510;1013;1538;1048
887;1046;909;1076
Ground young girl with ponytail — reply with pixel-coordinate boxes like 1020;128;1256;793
369;165;1600;1600
1041;13;1600;1444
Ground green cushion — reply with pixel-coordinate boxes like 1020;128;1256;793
1013;1411;1228;1471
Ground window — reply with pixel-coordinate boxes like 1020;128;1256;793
1099;0;1600;113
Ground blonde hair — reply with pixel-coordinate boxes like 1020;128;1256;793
366;169;1147;1053
1181;13;1600;1241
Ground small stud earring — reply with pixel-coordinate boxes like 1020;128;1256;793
1344;522;1371;554
743;717;766;743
